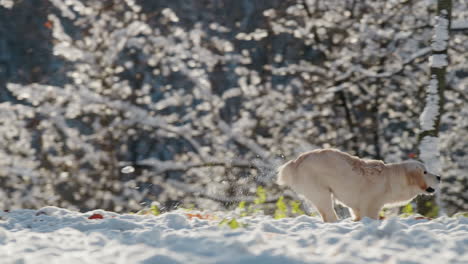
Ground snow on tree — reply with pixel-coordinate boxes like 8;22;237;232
2;0;284;212
417;0;452;215
438;0;468;214
0;0;467;214
0;0;13;9
419;0;451;175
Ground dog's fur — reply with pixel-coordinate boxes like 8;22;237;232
277;149;440;222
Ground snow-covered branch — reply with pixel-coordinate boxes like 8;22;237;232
129;159;257;175
451;19;468;31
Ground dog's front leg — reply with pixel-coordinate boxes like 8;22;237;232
303;191;338;222
350;208;362;221
361;203;382;220
313;195;338;223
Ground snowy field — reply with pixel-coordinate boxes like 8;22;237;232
1;207;468;264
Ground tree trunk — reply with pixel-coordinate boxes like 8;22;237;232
417;0;452;216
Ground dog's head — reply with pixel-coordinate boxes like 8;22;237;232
404;161;441;194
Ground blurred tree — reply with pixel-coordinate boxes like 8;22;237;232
417;0;452;216
0;0;466;214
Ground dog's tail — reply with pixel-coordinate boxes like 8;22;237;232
276;160;296;186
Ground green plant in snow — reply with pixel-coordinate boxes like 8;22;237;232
180;203;196;211
290;200;305;215
379;208;388;218
274;196;287;219
402;203;414;214
232;185;266;217
453;212;468;218
379;210;385;218
254;186;267;205
237;201;248;217
219;218;246;229
399;203;415;218
309;211;319;217
237;187;307;218
151;204;160;216
423;201;439;218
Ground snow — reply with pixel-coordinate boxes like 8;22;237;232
0;0;13;9
429;54;448;68
50;0;77;19
432;15;449;52
451;19;468;30
419;77;440;132
419;136;441;175
1;207;468;264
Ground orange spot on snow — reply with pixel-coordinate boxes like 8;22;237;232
88;213;104;220
185;213;214;220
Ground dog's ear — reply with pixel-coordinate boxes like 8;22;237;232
406;170;428;190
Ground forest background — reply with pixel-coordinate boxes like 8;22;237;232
0;0;467;217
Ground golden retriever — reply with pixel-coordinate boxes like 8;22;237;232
277;149;440;222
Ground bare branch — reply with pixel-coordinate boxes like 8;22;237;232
451;19;468;32
167;179;299;203
357;47;431;78
126;159;257;174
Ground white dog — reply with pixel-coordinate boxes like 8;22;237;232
277;149;440;222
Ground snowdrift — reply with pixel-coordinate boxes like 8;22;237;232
0;207;467;263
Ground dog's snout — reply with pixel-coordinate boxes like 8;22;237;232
437;176;441;182
426;187;435;193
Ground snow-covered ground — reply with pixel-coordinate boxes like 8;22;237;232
1;207;467;264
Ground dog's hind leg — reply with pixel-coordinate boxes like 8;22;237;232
303;189;338;223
